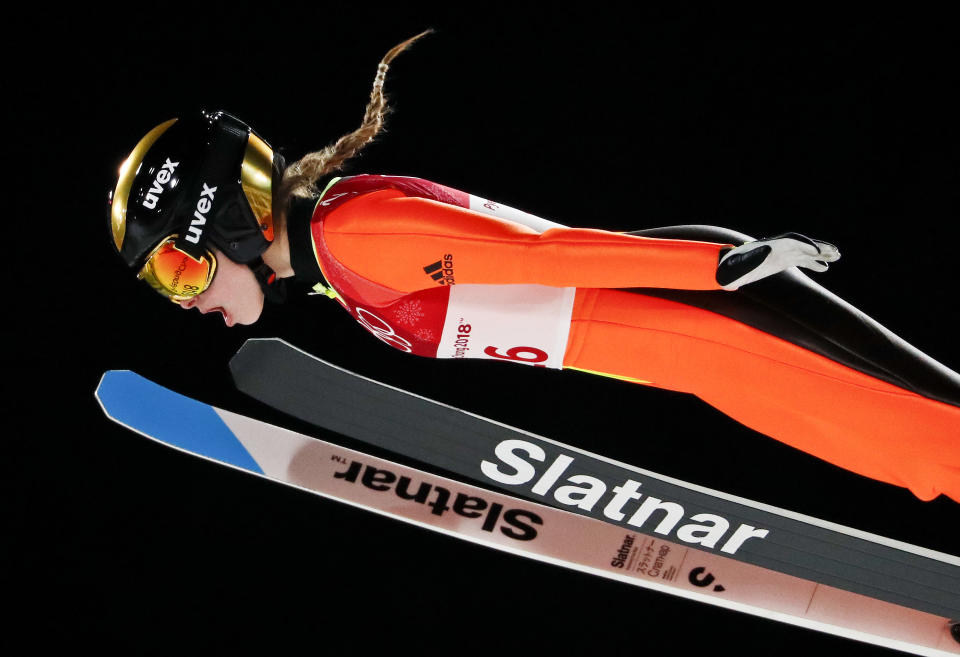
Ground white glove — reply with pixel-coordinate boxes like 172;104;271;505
716;232;840;290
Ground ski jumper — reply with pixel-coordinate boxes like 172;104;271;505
285;174;960;502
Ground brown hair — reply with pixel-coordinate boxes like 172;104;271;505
275;30;432;210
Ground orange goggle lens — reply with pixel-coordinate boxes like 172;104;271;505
137;238;217;302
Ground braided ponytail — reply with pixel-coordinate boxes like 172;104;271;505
276;30;432;206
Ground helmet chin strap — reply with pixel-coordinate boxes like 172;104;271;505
248;257;287;304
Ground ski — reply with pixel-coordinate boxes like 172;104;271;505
96;369;958;656
229;338;960;626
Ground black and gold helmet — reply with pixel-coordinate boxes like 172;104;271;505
109;110;283;272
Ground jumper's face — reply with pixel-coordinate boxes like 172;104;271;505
179;248;264;326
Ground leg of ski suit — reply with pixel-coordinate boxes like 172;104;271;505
563;226;960;501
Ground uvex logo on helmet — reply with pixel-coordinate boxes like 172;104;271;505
184;183;218;245
142;159;180;209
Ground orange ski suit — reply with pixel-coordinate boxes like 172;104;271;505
289;175;960;502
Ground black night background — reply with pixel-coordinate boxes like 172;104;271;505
8;7;958;655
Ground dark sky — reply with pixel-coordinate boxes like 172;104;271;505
9;7;958;655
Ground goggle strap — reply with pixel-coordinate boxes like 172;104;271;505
174;113;251;256
173;233;206;260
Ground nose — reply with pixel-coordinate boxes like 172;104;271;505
179;296;198;309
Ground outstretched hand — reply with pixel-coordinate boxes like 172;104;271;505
716;232;841;290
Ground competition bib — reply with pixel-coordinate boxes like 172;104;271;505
436;284;576;369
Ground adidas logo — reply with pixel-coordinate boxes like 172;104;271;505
423;254;455;285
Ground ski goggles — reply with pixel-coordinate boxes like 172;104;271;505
137;236;218;302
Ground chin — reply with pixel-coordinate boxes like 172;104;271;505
235;302;265;326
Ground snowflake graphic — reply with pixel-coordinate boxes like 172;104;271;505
414;327;437;343
393;299;426;327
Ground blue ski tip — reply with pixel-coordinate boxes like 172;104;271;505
96;370;263;474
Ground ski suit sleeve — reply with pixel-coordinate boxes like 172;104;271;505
322;187;732;293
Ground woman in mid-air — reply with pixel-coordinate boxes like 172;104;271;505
107;32;960;502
